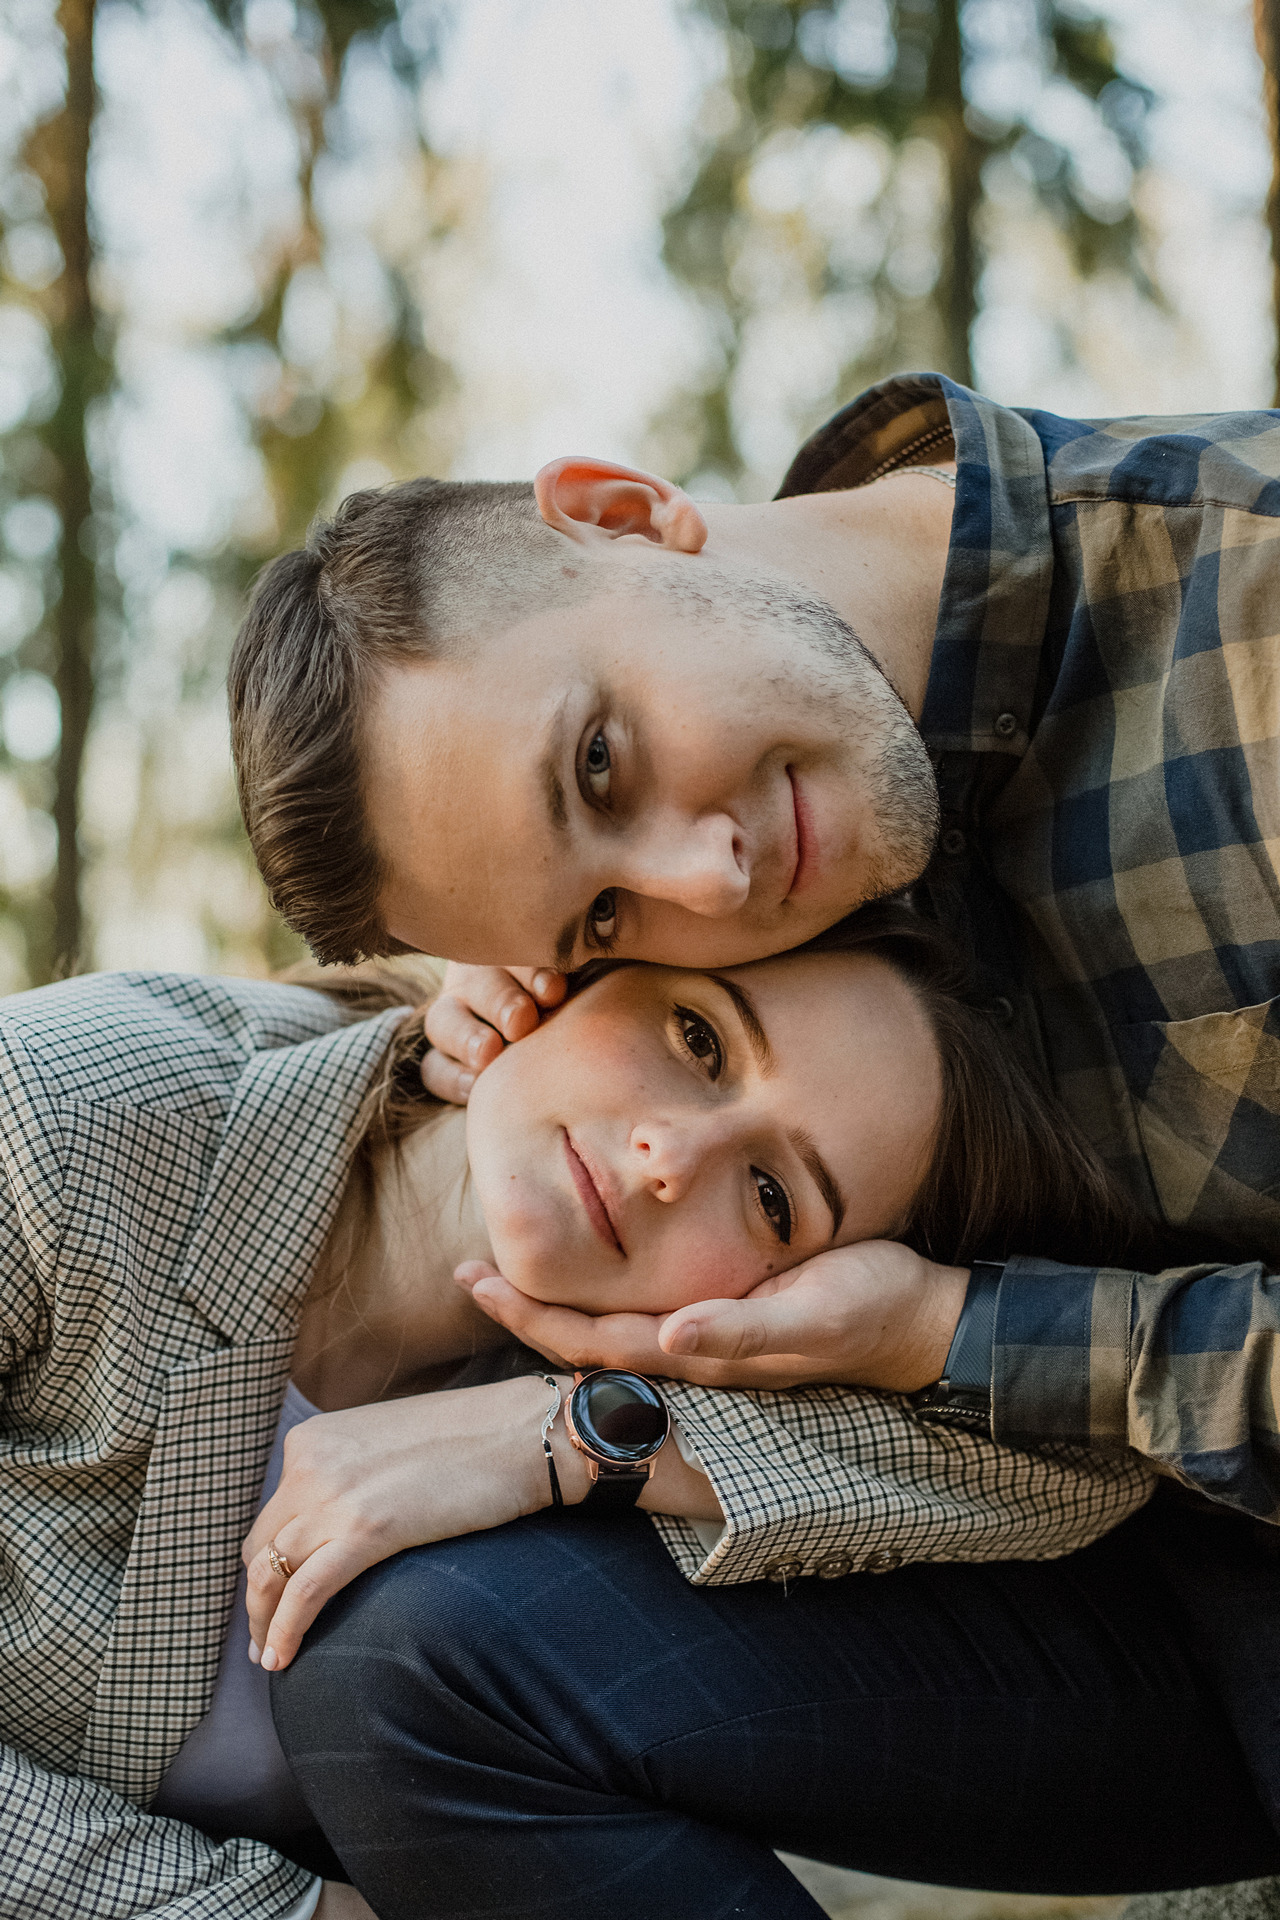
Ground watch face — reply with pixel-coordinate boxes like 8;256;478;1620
572;1371;670;1464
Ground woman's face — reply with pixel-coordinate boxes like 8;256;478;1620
464;950;942;1316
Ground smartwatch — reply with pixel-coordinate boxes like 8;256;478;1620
564;1369;671;1514
909;1261;1003;1433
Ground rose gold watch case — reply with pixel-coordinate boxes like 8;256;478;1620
564;1368;670;1482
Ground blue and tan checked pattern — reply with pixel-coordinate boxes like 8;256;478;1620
782;373;1280;1518
0;970;1154;1915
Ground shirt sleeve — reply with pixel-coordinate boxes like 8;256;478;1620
649;1375;1155;1585
990;1255;1280;1521
0;1737;316;1920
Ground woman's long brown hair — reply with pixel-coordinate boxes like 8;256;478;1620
291;902;1147;1273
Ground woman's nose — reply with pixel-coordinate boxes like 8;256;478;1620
621;814;749;918
629;1115;725;1201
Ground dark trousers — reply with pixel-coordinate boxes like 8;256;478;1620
271;1506;1280;1920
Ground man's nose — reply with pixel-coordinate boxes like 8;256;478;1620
620;814;749;918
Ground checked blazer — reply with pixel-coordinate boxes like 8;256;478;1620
0;970;1153;1918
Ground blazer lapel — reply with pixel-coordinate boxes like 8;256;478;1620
80;1004;404;1803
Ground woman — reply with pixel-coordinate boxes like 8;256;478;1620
0;911;1157;1920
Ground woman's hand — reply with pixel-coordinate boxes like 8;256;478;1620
457;1242;970;1393
316;1884;378;1919
421;963;567;1103
242;1375;583;1674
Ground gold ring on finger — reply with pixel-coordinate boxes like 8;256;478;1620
267;1542;294;1580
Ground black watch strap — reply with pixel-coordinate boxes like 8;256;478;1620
581;1467;650;1514
909;1261;1003;1433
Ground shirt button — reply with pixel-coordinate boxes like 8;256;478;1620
816;1554;853;1580
940;827;967;857
994;711;1019;739
863;1549;902;1574
764;1557;806;1583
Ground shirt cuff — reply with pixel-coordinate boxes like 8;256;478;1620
991;1256;1133;1451
670;1414;726;1560
280;1874;323;1920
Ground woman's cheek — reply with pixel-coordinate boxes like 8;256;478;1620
626;1236;765;1314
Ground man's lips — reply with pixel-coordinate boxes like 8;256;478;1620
786;767;815;898
562;1131;624;1254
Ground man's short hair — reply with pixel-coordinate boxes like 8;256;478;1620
229;477;567;964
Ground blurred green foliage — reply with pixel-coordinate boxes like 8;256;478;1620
660;0;1156;491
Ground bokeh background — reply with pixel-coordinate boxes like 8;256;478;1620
2;4;1276;1912
0;0;1277;1003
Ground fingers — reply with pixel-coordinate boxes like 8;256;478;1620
246;1537;364;1673
457;1265;669;1374
509;967;568;1010
422;966;567;1103
422;993;506;1076
659;1291;831;1365
421;1047;476;1105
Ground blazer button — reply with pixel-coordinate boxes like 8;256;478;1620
994;711;1019;739
863;1549;902;1573
764;1557;807;1583
940;827;967;857
816;1554;853;1579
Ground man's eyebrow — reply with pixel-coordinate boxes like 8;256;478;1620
553;913;580;973
539;696;572;836
706;975;775;1075
788;1126;847;1239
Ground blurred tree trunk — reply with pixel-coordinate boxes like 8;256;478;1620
930;0;979;388
25;0;103;977
1255;0;1280;405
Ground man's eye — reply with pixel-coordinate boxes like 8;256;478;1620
588;889;617;944
674;1006;723;1078
584;730;611;801
752;1169;792;1245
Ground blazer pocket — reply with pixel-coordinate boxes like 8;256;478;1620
1113;996;1280;1261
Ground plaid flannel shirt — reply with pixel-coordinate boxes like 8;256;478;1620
780;371;1280;1521
0;969;1152;1919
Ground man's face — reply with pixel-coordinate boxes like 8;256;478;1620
365;565;938;970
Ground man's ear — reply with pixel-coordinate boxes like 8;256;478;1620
534;456;708;553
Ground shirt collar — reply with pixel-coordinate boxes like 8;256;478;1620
777;371;1054;757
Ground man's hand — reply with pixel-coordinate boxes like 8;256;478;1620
422;963;566;1103
457;1241;970;1393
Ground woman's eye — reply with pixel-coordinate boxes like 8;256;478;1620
674;1006;723;1078
588;889;617;944
752;1169;792;1245
584;730;611;801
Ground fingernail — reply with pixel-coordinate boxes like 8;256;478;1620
261;1646;279;1672
248;1638;260;1665
469;1034;487;1064
666;1322;700;1355
532;971;552;997
457;1071;475;1095
502;1003;522;1036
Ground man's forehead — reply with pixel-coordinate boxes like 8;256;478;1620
366;662;580;962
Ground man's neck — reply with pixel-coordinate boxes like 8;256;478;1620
699;476;953;720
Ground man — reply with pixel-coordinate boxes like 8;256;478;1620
231;373;1280;1914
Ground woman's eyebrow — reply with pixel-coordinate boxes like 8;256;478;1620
788;1127;847;1238
706;975;775;1074
706;976;846;1236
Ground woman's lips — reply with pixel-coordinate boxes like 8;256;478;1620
786;767;815;897
562;1131;623;1254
